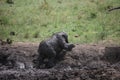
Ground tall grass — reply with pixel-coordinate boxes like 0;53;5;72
0;0;120;44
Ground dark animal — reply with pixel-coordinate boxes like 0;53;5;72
37;32;75;68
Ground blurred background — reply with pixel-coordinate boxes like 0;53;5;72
0;0;120;44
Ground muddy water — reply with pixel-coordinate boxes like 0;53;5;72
0;44;120;80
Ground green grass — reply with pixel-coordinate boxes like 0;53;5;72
0;0;120;44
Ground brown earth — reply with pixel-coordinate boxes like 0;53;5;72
0;42;120;80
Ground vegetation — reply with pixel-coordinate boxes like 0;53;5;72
0;0;120;44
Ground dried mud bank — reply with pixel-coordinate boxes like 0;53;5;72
0;43;120;80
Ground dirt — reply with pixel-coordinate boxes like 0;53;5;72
0;42;120;80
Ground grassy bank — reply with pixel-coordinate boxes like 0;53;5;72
0;0;120;44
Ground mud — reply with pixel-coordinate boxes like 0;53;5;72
0;43;120;80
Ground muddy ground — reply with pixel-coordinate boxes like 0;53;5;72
0;42;120;80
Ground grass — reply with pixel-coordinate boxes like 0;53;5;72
0;0;120;44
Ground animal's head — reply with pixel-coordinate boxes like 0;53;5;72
58;32;68;43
